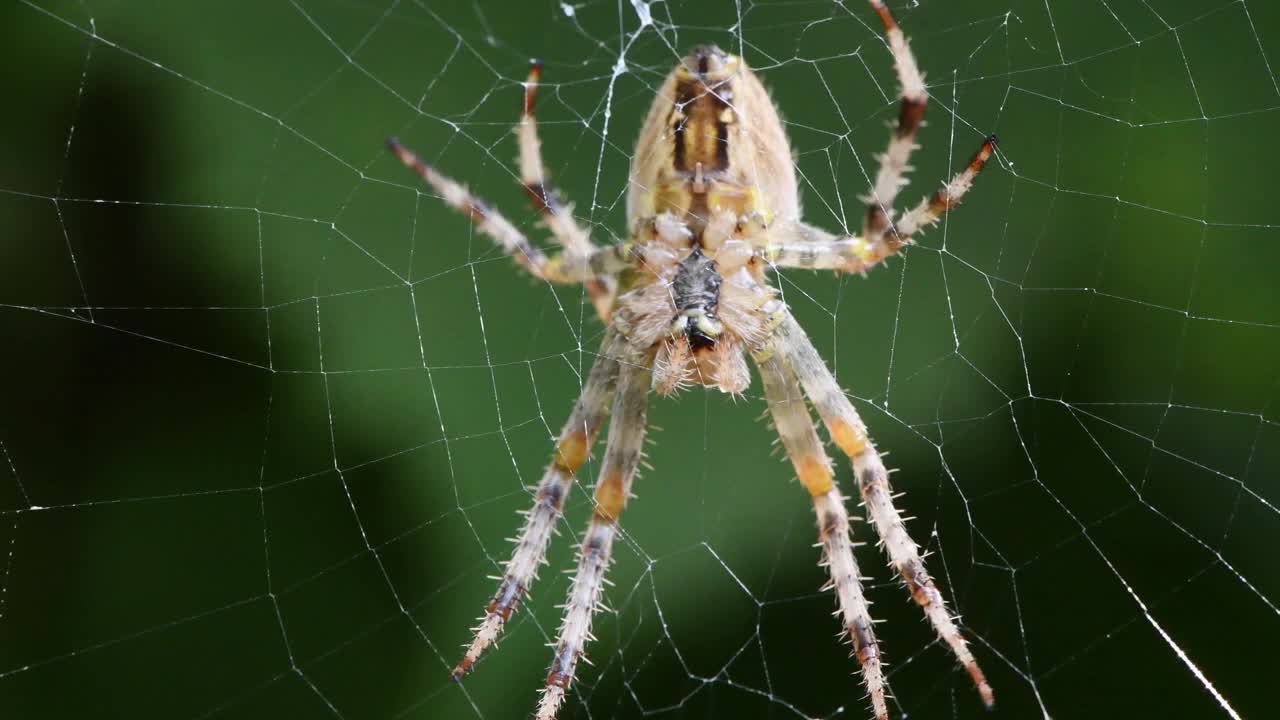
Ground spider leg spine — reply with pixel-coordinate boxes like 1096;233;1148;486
864;0;928;247
387;137;548;277
893;136;997;239
855;450;994;707
518;59;586;254
516;59;616;321
535;356;651;720
754;132;995;276
386;137;626;287
772;311;994;708
754;348;888;720
449;334;623;682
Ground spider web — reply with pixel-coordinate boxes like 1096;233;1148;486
2;0;1278;718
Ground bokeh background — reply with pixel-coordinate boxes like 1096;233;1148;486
3;1;1278;719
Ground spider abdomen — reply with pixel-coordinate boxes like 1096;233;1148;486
627;44;799;231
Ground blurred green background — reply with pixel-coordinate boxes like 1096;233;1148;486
2;1;1278;719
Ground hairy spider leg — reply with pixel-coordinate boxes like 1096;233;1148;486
518;60;618;322
451;331;624;680
755;344;889;720
772;312;995;708
536;356;652;720
386;138;630;284
889;135;996;240
862;0;929;251
755;135;996;274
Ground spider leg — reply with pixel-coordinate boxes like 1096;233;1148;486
536;355;651;720
518;60;617;322
754;344;888;720
862;0;928;250
451;331;624;680
754;135;996;274
770;310;995;708
885;136;997;240
386;138;632;284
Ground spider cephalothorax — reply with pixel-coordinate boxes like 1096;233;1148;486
387;4;997;719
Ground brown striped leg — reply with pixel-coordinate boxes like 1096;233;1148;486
518;60;617;322
862;0;929;250
535;355;651;720
386;138;630;284
891;135;997;239
451;331;624;680
771;311;995;708
756;135;996;274
753;344;888;720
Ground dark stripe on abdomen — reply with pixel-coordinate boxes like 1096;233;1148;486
671;79;733;173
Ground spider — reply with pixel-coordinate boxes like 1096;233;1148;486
387;3;996;718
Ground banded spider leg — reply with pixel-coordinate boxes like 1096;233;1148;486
518;60;617;321
754;344;888;719
536;354;651;720
755;0;997;276
772;310;994;711
450;331;624;680
387;60;624;316
755;136;996;275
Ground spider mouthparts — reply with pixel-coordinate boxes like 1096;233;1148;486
687;324;717;351
984;133;999;147
385;136;402;151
